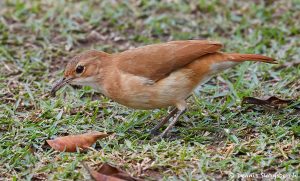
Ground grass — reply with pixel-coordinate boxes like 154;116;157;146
0;0;299;180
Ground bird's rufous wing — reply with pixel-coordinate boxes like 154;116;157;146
114;40;222;81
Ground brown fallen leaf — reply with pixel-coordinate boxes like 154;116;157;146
46;132;110;152
83;162;142;181
242;96;299;109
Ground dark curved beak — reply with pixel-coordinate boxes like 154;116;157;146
50;77;73;97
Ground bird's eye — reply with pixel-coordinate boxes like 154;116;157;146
75;65;85;74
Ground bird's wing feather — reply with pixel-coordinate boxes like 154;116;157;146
114;40;222;81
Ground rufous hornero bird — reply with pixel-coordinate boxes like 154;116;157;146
51;40;276;139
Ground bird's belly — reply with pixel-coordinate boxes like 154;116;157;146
113;92;168;109
107;69;200;110
109;84;174;109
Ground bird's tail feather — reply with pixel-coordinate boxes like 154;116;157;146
226;53;277;64
204;52;277;74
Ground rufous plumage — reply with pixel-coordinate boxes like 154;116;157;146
51;40;276;139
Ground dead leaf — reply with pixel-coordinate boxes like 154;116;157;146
83;162;141;181
242;96;299;109
46;132;110;152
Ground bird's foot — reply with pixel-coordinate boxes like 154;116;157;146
150;135;163;142
150;128;160;136
150;130;170;142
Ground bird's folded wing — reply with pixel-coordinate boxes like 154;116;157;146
114;40;222;81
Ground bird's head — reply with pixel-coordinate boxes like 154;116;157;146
51;50;110;96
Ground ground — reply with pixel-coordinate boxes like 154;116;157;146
0;0;299;180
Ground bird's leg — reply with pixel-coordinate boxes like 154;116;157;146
150;107;178;135
159;108;186;138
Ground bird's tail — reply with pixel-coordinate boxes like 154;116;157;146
226;53;277;64
199;52;277;75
